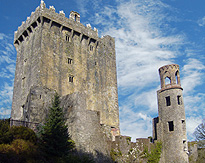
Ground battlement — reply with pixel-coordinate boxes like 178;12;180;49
14;0;98;46
158;64;182;91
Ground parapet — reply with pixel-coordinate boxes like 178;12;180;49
158;64;182;91
14;0;98;46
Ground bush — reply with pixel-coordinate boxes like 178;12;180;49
0;119;12;144
9;126;37;144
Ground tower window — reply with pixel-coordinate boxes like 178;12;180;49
66;35;70;42
177;95;182;105
69;76;74;82
166;96;171;106
90;45;94;51
68;58;72;64
168;121;174;131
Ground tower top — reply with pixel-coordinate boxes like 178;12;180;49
159;64;182;91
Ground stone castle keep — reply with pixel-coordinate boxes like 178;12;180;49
11;1;189;162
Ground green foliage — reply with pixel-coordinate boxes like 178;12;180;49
39;93;73;161
9;126;37;144
0;139;40;163
147;142;162;163
196;148;205;163
110;148;122;161
0;119;12;144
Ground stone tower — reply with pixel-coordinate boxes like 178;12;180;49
11;0;119;157
153;64;189;163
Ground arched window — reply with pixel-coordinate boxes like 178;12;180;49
165;76;171;85
175;70;180;84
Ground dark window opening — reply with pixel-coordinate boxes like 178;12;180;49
14;40;19;45
37;17;41;24
182;120;185;123
51;21;61;28
19;35;24;42
66;35;70;42
40;95;41;99
90;45;94;51
23;31;28;38
31;22;38;29
166;96;171;106
168;121;174;131
68;58;72;64
75;14;77;21
177;95;182;105
43;17;50;24
69;76;74;83
27;27;32;33
95;62;96;65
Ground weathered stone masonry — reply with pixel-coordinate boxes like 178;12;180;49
11;0;119;158
153;64;189;163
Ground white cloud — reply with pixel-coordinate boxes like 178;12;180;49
181;58;205;94
90;0;204;141
186;116;203;141
198;16;205;27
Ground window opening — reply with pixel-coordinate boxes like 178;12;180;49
166;96;171;106
66;35;70;42
68;58;72;64
90;45;94;51
175;71;179;84
69;76;74;83
31;22;37;29
177;95;182;105
40;95;41;99
165;76;171;85
74;14;77;21
168;121;174;131
183;140;187;151
27;27;32;33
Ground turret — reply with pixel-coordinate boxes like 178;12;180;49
153;64;189;163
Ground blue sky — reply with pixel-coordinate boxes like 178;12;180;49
0;0;204;141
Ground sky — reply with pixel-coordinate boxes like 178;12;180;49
0;0;204;141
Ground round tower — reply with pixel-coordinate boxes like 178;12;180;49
157;64;189;163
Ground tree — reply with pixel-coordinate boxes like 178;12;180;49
194;123;205;148
39;93;73;161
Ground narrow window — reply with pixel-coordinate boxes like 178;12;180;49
40;95;41;99
168;121;174;131
183;140;187;151
177;95;182;105
90;45;93;51
66;35;69;42
69;76;74;82
166;96;171;106
68;58;72;64
182;120;185;130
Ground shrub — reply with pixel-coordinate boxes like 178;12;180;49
9;126;37;144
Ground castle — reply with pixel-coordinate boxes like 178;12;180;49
10;1;189;162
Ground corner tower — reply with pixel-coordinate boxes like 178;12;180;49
153;64;189;163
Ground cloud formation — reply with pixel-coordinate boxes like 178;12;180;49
88;0;204;141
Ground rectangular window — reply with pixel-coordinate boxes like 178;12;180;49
66;35;70;42
177;95;182;105
90;45;93;51
166;96;171;106
68;58;72;64
69;76;74;82
168;121;174;131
